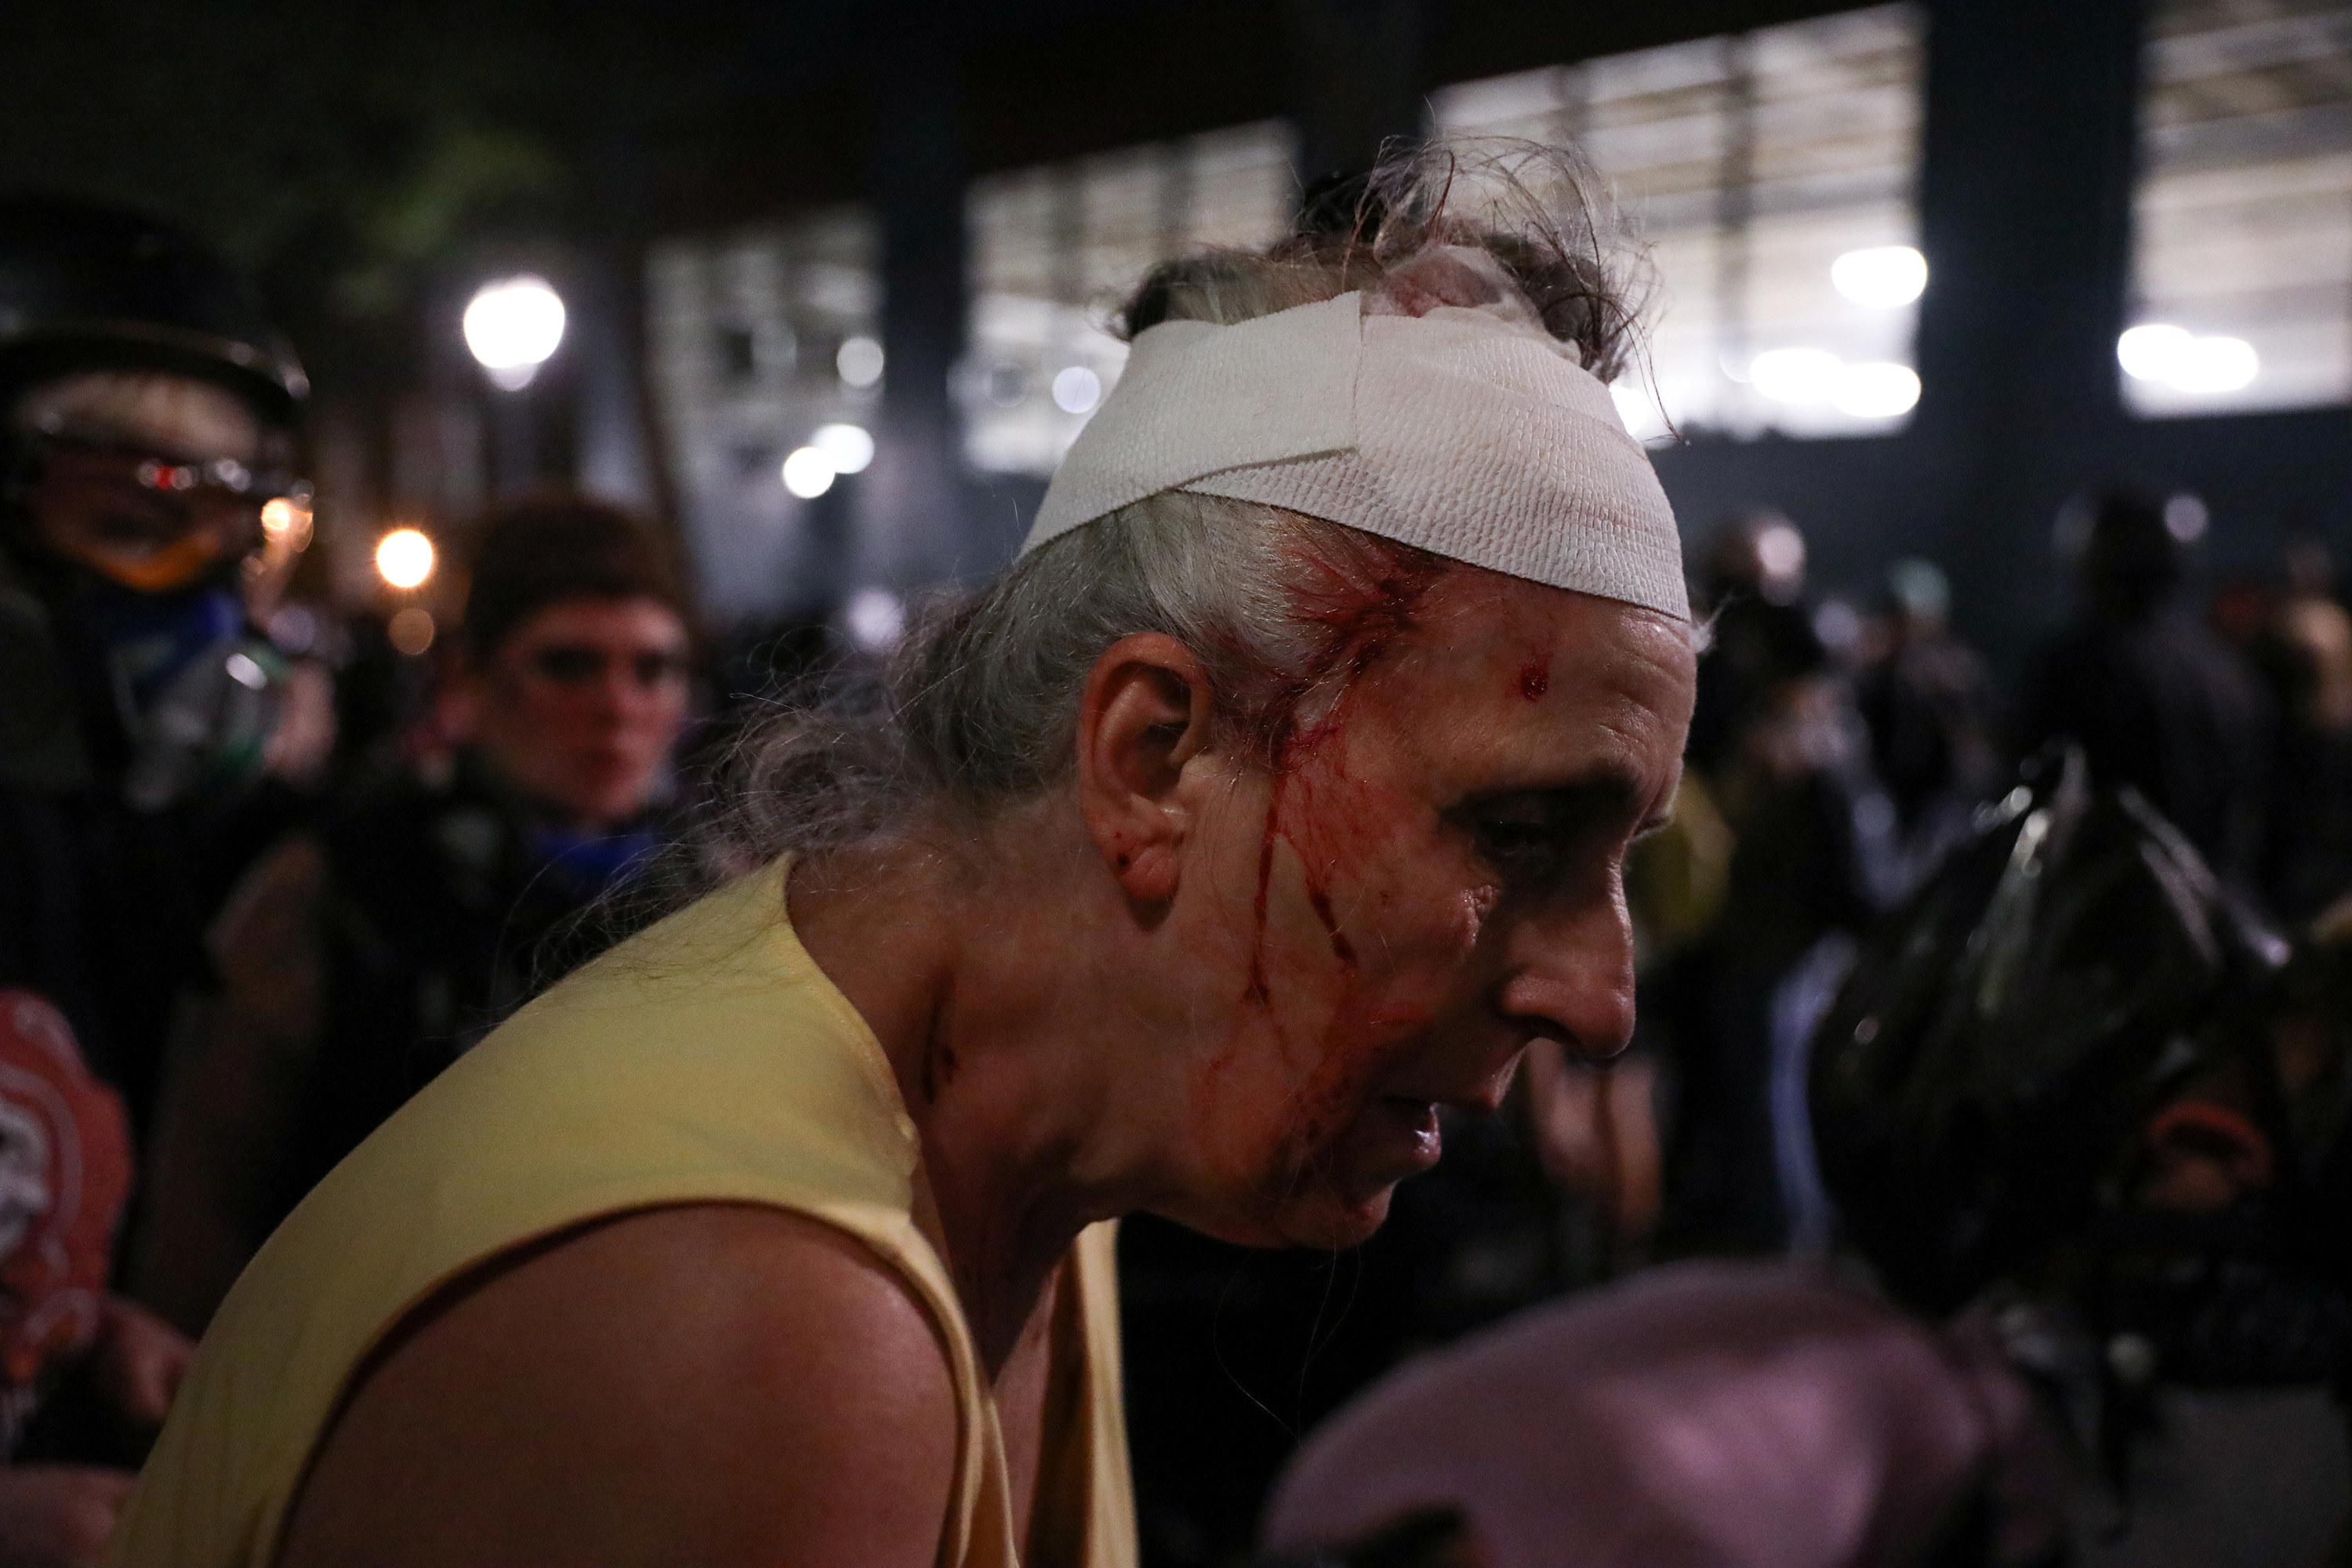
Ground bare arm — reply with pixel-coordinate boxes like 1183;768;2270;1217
129;834;327;1333
278;1204;961;1568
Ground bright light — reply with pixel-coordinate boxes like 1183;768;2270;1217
844;587;906;651
811;423;873;475
782;447;835;499
2165;493;2209;543
1749;347;1846;404
374;528;435;590
1831;246;1927;308
2118;324;2191;381
463;276;566;376
2169;336;2258;394
259;495;314;550
2118;323;2259;394
1833;362;1922;419
1051;365;1103;414
1755;523;1806;583
837;336;884;389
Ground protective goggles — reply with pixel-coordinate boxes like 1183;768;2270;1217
21;434;307;594
34;434;299;505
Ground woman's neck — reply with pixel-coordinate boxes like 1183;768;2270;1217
786;829;1145;1373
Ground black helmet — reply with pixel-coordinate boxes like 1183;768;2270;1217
1809;747;2331;1323
0;196;305;425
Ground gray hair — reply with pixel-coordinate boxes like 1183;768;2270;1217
686;136;1653;885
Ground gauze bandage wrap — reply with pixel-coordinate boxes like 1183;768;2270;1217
1022;251;1690;621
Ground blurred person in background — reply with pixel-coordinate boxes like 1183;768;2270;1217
1815;743;2352;1566
1854;556;2004;871
2016;486;2271;897
1258;1257;2063;1568
1655;509;1899;1254
0;993;194;1568
133;494;693;1331
0;200;313;1549
2253;532;2352;924
0;196;325;1158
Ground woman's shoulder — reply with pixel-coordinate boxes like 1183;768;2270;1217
277;1203;962;1568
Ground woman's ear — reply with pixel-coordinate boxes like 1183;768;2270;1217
1076;633;1215;905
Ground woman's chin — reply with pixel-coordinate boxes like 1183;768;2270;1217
1277;1191;1395;1250
1159;1184;1397;1250
1162;1102;1443;1248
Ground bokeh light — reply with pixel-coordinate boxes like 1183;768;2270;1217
375;527;436;590
387;606;437;656
812;423;874;474
837;336;885;389
2119;323;2259;394
463;276;567;383
1832;362;1922;419
782;447;836;499
1749;347;1846;404
1051;366;1103;414
1830;245;1927;308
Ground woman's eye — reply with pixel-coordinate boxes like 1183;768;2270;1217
1477;816;1559;862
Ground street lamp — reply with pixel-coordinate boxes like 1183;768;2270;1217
375;527;439;655
463;275;567;390
375;527;436;590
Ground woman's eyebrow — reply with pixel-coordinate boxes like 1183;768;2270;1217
1467;768;1650;824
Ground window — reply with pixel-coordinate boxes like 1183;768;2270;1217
963;122;1298;476
646;206;879;618
1432;4;1926;442
2127;0;2352;416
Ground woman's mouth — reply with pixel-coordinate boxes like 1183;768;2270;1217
1370;1096;1443;1171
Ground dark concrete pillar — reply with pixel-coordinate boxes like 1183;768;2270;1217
486;384;539;498
856;17;975;592
572;245;660;515
1284;0;1425;197
1911;0;2143;654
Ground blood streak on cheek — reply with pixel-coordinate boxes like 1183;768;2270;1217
1518;659;1550;701
1305;885;1356;965
1279;992;1439;1170
1192;1040;1243;1126
1243;540;1450;1012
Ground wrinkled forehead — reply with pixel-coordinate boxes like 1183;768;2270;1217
1405;568;1700;673
1355;571;1697;769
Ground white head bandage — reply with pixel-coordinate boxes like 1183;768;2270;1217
1023;247;1689;621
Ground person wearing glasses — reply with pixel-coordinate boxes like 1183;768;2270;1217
133;495;695;1334
0;196;315;1139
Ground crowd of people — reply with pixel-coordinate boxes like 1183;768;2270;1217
0;147;2345;1568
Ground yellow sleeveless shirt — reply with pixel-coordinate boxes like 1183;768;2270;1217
108;859;1137;1568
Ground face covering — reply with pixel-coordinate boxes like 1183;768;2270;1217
77;576;287;811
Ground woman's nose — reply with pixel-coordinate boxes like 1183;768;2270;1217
1495;894;1638;1062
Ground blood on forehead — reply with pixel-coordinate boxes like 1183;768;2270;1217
1247;532;1453;767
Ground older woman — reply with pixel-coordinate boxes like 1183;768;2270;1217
109;143;1694;1568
